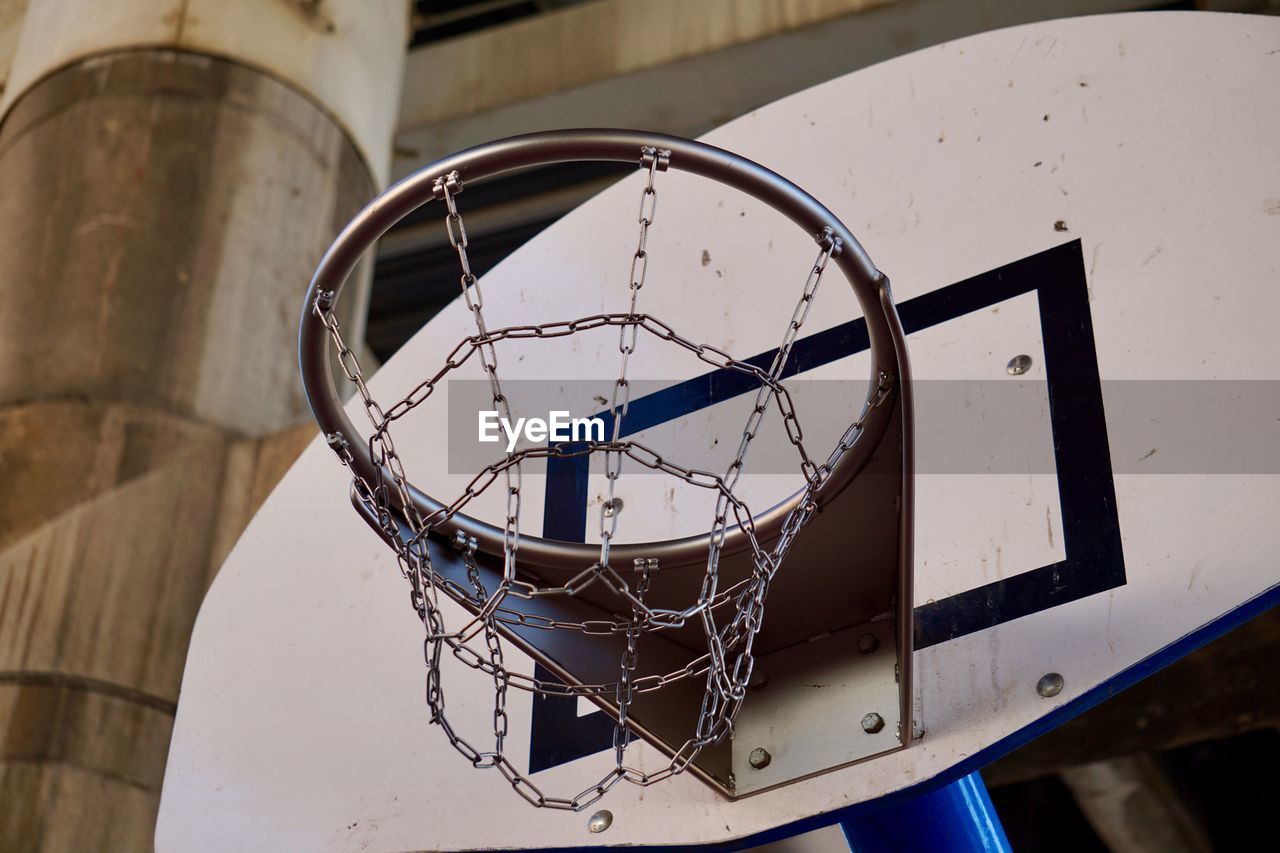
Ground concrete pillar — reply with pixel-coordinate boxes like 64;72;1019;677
0;2;407;850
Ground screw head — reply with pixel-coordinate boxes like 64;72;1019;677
861;712;885;734
748;667;769;690
748;747;772;770
1007;354;1033;375
603;498;623;517
1037;672;1065;697
588;810;613;834
856;633;880;655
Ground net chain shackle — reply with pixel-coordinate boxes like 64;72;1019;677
299;130;907;574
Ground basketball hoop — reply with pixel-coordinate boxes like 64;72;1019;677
299;129;914;809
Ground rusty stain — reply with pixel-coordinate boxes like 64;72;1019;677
701;249;711;267
1187;561;1204;592
1138;448;1158;462
284;0;337;34
988;630;1001;700
1053;220;1069;232
161;0;194;41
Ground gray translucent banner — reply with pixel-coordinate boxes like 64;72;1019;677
442;380;1280;475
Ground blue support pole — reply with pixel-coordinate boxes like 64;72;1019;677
839;772;1012;852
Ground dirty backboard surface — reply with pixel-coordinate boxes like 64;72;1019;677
157;12;1280;851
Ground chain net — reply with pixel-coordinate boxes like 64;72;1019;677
314;147;889;810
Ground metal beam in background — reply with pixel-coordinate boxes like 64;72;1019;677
399;0;897;133
393;0;1170;178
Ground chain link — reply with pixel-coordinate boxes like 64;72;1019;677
435;171;524;582
601;147;667;573
313;150;892;810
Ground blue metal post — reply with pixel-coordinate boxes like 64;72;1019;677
839;772;1012;852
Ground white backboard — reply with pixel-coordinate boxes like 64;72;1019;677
158;12;1280;851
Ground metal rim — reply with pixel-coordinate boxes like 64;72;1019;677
300;129;904;571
